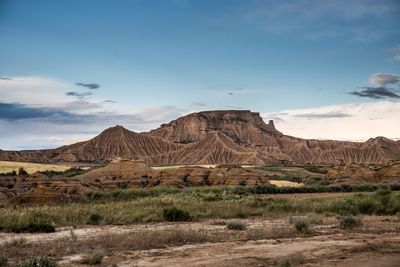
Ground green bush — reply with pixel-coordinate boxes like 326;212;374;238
375;187;391;205
276;258;293;267
87;212;103;225
14;256;57;267
18;167;28;176
163;207;191;222
79;249;105;265
337;216;361;229
226;221;246;230
294;219;311;234
39;167;87;178
7;212;55;233
327;189;400;216
0;256;7;267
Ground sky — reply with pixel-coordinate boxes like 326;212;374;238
0;0;400;150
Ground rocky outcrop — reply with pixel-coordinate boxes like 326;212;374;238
326;161;400;184
75;159;269;188
53;125;184;163
0;110;399;165
148;110;282;144
0;160;270;203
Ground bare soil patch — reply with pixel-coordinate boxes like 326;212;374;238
2;215;399;266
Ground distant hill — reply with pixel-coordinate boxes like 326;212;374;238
1;110;400;164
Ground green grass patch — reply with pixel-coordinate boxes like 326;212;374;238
1;187;399;228
0;212;55;233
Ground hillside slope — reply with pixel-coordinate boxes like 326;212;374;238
1;110;399;164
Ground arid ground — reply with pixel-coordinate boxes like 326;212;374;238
1;160;400;267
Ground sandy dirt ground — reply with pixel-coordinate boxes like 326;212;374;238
270;180;304;187
118;233;400;267
2;216;399;266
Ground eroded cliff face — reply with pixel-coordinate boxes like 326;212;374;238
53;125;183;163
148;110;282;144
0;160;270;203
0;110;399;164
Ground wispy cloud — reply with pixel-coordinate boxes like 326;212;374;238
349;87;400;99
76;82;101;89
348;73;400;100
263;101;400;141
66;91;93;99
0;102;89;124
103;100;117;103
0;75;195;149
292;112;352;119
369;73;400;86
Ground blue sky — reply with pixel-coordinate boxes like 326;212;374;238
0;0;400;149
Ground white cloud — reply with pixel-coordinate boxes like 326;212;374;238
263;101;400;141
0;76;195;149
369;73;400;86
0;76;70;106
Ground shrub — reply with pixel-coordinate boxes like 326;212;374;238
79;249;105;265
226;221;246;230
14;256;57;267
355;197;381;214
276;258;293;267
0;256;7;267
25;212;55;233
7;212;55;233
18;167;28;176
163;207;191;222
39;167;87;178
337;216;361;229
375;187;392;206
293;218;311;234
67;230;78;242
232;186;250;195
87;212;103;225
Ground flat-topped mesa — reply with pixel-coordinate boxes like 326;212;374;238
148;110;282;144
2;109;399;165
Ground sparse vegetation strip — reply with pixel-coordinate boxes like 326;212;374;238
0;188;398;229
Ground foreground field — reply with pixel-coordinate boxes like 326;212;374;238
1;215;399;266
0;188;399;266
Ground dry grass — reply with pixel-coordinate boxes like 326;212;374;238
0;225;295;262
270;180;304;188
0;161;70;174
1;214;399;264
1;190;397;229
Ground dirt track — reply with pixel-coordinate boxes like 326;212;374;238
121;233;400;267
2;216;399;266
